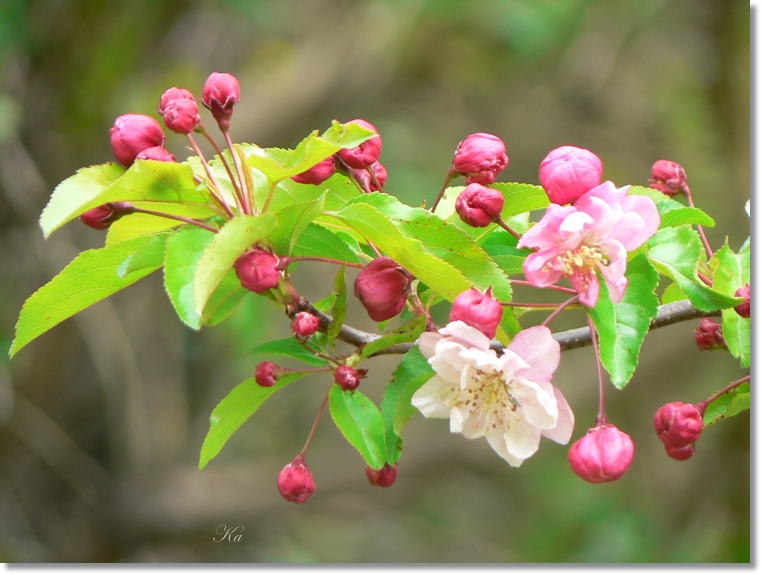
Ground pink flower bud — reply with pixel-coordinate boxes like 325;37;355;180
455;183;505;227
160;98;201;134
649;160;687;196
292;312;320;339
664;441;695;461
202;72;240;130
234;249;281;293
277;454;315;504
695;318;725;351
109;114;166;167
349;161;388;193
452;133;509;185
334;365;366;391
135;146;175;162
159;87;195;112
255;361;281;387
366;463;398;488
538;146;603;205
354;257;413;322
336;119;382;169
734;284;750;318
79;202;135;230
291;156;336;185
568;424;635;483
449;287;503;339
654;402;704;449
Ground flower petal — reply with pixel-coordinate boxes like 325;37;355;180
570;268;600;307
486;428;526;467
618;194;660;249
523;249;565;287
418;331;443;359
411;376;453;419
507;325;560;382
503;419;543;461
541;385;575;444
511;378;558;430
440;320;492;351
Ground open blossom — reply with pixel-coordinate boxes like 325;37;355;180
411;322;574;467
517;181;659;307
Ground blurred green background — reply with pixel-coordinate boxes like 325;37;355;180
0;0;750;563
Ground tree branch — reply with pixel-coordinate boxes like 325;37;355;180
299;299;719;356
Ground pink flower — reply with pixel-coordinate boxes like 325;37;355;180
568;423;634;483
452;133;509;185
539;146;603;205
412;323;574;467
517;181;660;307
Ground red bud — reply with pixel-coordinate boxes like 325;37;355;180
366;463;398;488
452;132;509;185
79;202;134;230
160;98;201;134
695;318;725;351
568;424;635;483
334;365;366;391
110;114;166;167
292;156;336;185
734;284;750;318
649;160;687;196
135;146;175;162
455;183;504;227
449;287;503;339
654;401;703;449
336;119;382;169
277;454;315;504
354;257;412;322
291;312;320;339
202;72;240;130
255;361;281;387
539;146;603;205
234;249;281;293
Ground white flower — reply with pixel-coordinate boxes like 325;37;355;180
412;321;574;467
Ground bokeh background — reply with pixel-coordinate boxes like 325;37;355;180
0;0;750;563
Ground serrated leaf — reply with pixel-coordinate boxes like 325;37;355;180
10;236;161;357
490;182;550;218
105;202;218;246
329;384;387;469
39;163;126;238
202;270;249;326
588;254;659;389
269;195;326;255
291;223;362;264
250;337;329;366
656;200;715;228
192;213;277;315
482;228;532;275
359;318;426;360
327;266;347;340
384;347;435;437
117;232;170;278
628;185;671;203
660;282;688;305
647;226;741;311
199;372;305;469
164;226;217;329
703;382;750;427
712;244;750;367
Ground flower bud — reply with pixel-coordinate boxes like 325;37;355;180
349;161;388;193
334;365;366;391
79;202;135;230
568;424;635;483
110;114;166;167
734;284;750;318
277;454;315;504
649;160;687;196
159;87;196;111
449;287;503;339
452;132;509;185
234;249;281;293
455;183;505;227
292;312;320;339
366;463;398;488
291;156;336;185
538;146;603;205
255;361;281;387
654;401;703;449
160;98;200;134
336;119;382;169
664;441;695;461
202;72;240;130
354;257;413;322
135;145;175;162
695;318;726;351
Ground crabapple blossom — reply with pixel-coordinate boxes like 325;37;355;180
455;183;505;227
277;454;315;503
568;424;634;483
411;322;574;467
538;146;603;205
649;160;687;196
336;119;382;169
452;132;509;185
202;72;240;130
449;287;503;339
517;181;660;307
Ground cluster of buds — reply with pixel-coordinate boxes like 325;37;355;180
334;365;366;391
695;318;726;351
653;402;704;460
568;424;635;483
449;287;503;339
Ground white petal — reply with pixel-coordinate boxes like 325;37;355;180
503;419;543;461
411;376;453;419
429;340;470;382
541;386;575;444
449;406;465;433
440;321;491;351
418;332;443;359
486;428;526;467
507;325;560;382
511;378;558;430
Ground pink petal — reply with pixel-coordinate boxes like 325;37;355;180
618;194;660;249
577;181;627;206
511;379;558;430
541;385;575;444
518;204;576;250
441;320;492;351
571;271;600;307
507;325;560;382
522;249;565;287
557;211;595;250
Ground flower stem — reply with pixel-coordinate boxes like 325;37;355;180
540;295;580;327
696;375;750;412
502;301;569;309
299;389;331;457
494;215;522;240
286;256;364;269
223;129;252;215
509;279;578;295
697;271;714;287
186;133;236;218
366;165;384;193
683;184;714;258
431;169;456;212
587;315;608;427
197;124;246;213
129;206;219;233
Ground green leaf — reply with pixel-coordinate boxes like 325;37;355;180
105;202;218;246
712;244;750;367
329;384;387;469
327;265;347;340
164;226;217;329
202;270;249;326
359;318;425;360
660;282;687;305
656;200;715;228
489;182;551;218
482;229;532;276
39;163;126;237
193;213;278;315
291;223;362;264
199;372;305;469
269;195;326;255
647;226;741;311
703;382;750;427
116;232;169;278
10;235;161;357
628;185;671;203
588;254;659;389
250;337;329;366
383;346;434;438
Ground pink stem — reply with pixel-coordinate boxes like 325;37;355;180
299;390;331;457
510;279;578;295
130;206;218;233
587;315;608;426
540;295;580;327
431;169;457;212
494;216;522;240
197;124;246;213
186;133;236;218
683;184;714;258
223;129;252;215
286;256;364;269
696;375;750;413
